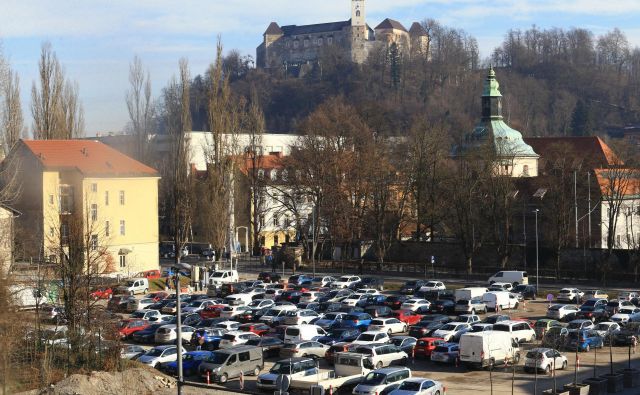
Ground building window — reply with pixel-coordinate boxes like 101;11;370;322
105;221;110;237
293;41;299;49
317;37;323;46
90;234;98;250
119;190;125;205
328;37;333;45
258;169;265;180
91;204;97;221
105;191;109;205
49;194;54;205
49;227;54;238
356;10;361;17
304;39;309;47
259;215;265;228
91;183;97;193
616;234;621;247
274;235;279;246
270;170;278;181
273;216;279;227
120;220;125;236
60;223;69;244
119;255;126;268
59;185;74;214
284;216;291;228
523;165;529;176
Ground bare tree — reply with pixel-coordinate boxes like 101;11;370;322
31;42;84;139
126;55;153;164
244;89;266;255
1;66;24;155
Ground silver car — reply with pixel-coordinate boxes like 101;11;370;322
455;298;487;314
279;340;328;359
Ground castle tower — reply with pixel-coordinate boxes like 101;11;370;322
351;0;366;28
350;0;369;63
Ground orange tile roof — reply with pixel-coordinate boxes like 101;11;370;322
21;139;159;177
594;168;640;197
523;136;622;167
238;153;285;175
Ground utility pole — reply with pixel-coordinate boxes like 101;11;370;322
574;171;579;248
523;197;527;270
534;209;540;293
175;268;183;395
587;171;592;247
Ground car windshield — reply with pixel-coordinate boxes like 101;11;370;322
391;338;405;346
398;381;422;391
440;324;457;331
270;362;294;374
595;324;612;331
207;351;229;364
358;334;376;341
125;281;135;287
568;322;585;329
526;350;544;358
145;348;166;357
514;285;527;292
471;325;488;332
212;272;225;278
188;301;202;307
361;372;386;385
619;308;635;314
130;312;145;318
338;277;350;282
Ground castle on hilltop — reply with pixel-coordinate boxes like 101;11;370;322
256;0;429;69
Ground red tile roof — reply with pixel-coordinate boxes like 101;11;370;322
523;136;621;167
594;168;640;197
21;139;159;177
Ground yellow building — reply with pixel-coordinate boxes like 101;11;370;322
4;140;160;275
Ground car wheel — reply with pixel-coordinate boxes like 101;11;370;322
434;391;440;395
253;366;261;376
471;309;476;314
219;373;228;383
403;325;408;333
562;361;567;370
376;361;383;369
388;329;392;335
514;353;521;364
401;357;408;365
545;365;551;374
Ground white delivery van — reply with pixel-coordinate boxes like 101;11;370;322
284;324;327;343
455;287;489;302
459;331;521;369
482;291;519;311
488;271;528;286
118;278;149;295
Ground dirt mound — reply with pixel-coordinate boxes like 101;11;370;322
21;368;176;395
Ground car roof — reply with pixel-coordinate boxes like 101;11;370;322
154;345;176;350
373;366;410;374
361;330;386;335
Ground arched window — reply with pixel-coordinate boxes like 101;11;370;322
258;169;265;179
356;10;361;17
523;165;529;176
270;169;278;181
304;39;309;47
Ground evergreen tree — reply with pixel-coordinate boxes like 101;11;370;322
570;99;594;136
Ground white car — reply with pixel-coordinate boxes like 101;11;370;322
220;305;252;319
488;282;513;292
352;331;391;345
524;348;568;373
610;307;640;324
247;299;275;309
300;292;324;303
332;276;362;289
418;281;446;292
283;309;320;325
618;292;639;301
218;330;260;349
352;367;411;395
546;304;579;321
129;309;162;322
214;320;241;331
264;289;284;300
136;345;184;368
492;320;536;343
241;288;266;299
456;314;481;324
388;378;445;395
593;322;621;341
312;276;336;288
368;318;408;335
432;322;472;342
181;299;216;314
557;288;584;303
154;324;195;344
355;288;381;295
401;299;431;312
342;294;369;307
127;298;156;312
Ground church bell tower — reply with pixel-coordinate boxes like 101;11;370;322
351;0;366;27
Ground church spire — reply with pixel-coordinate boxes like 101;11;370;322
481;66;503;121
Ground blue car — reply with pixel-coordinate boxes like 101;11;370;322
341;312;372;331
565;329;603;351
316;328;361;345
315;312;347;330
163;351;213;376
132;323;164;344
190;328;227;350
288;274;313;285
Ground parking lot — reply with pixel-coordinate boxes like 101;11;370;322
90;269;640;394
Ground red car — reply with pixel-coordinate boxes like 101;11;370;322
238;323;271;336
199;304;226;319
117;319;149;339
414;337;445;358
90;287;113;300
390;310;423;325
146;291;169;302
142;269;161;280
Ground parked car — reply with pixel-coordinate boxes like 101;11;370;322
455;314;481;325
137;345;183;368
245;336;284;358
385;295;410;310
331;276;362;289
592;322;621;344
605;300;634;316
567;319;595;331
455;298;487;314
256;357;317;391
432;322;472;342
470;323;494;332
258;272;281;283
512;284;537;300
279;340;328;359
283;309;320;326
197;345;263;384
613;322;640;346
583;290;609;300
546;304;580;321
219;331;261;349
575;306;609;323
352;331;391;346
401;299;431;312
190;328;228;350
414;337;445;359
365;305;393;319
493;321;536;343
369;318;408;335
325;343;353;364
132;323;164;344
388;378;445;395
163;350;213;376
356;277;385;291
565;329;603;351
482;314;511;324
488;282;513;292
117;319;150;339
533;319;562;339
430;342;460;364
389;310;422;325
618;291;640;301
488;271;528;286
524;348;568;373
610;307;640;325
408;322;446;339
542;326;569;348
155;324;195;344
418;281;446;292
557;288;584;303
90;287;113;300
341;312;373;331
130;309;163;322
428;299;456;314
353;344;408;369
238;323;271;336
121;344;146;360
315;327;361;346
399;280;426;295
390;336;417;355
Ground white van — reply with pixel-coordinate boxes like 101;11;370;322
482;291;519;311
118;278;149;295
492;320;536;343
284;324;327;343
459;331;520;369
455;287;489;302
488;271;528;286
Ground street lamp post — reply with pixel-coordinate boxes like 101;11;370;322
534;209;540;293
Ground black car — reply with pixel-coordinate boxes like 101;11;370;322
428;299;456;314
318;302;344;314
180;313;202;327
364;305;393;318
419;314;451;325
418;289;455;301
513;284;537;300
338;305;364;314
408;321;447;338
355;277;385;291
237;307;270;323
613;322;640;346
219;282;248;297
297;302;321;312
390;336;417;354
245;337;284;358
195;318;226;328
148;300;171;310
385;295;409;310
400;280;426;295
131;323;164;343
482;314;511;324
575;306;609;322
316;328;361;345
277;290;303;304
361;295;387;307
258;272;282;283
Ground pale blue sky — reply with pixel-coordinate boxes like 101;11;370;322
2;0;640;135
